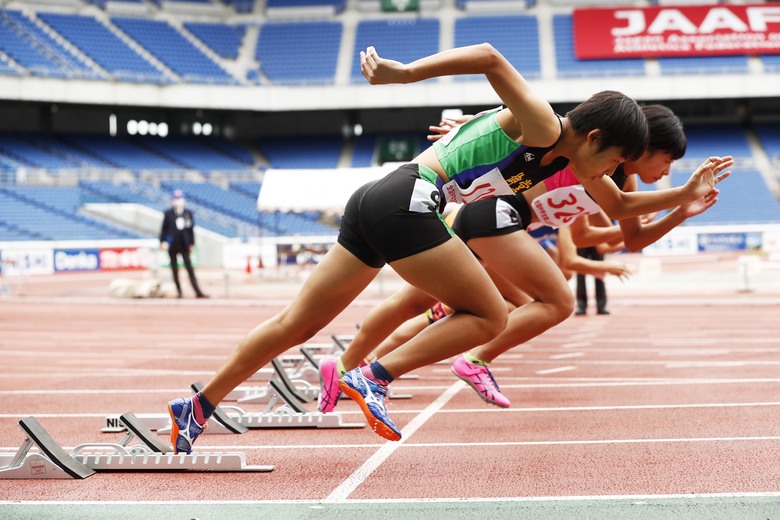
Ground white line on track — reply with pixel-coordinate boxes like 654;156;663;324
4;400;779;420
4;435;778;453
4;491;780;505
323;381;465;502
549;352;584;360
6;376;780;396
536;366;577;375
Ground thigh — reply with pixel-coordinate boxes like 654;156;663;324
484;263;533;309
468;230;571;304
278;243;380;332
389;236;505;318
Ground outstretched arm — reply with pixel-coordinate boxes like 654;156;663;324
580;156;732;220
360;44;560;147
619;188;720;251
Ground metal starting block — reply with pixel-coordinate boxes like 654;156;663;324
2;414;272;479
235;356;319;404
103;372;364;434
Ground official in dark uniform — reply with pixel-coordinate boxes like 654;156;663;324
160;190;208;298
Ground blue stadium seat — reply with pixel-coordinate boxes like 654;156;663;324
38;12;168;83
1;11;99;79
0;134;79;169
62;135;182;171
256;21;342;84
553;14;645;78
140;136;253;171
760;54;780;74
0;187;141;240
265;0;345;12
454;15;540;80
112;17;236;84
257;136;343;168
658;55;749;76
351;19;440;83
754;122;780;165
185;22;246;60
670;168;780;225
680;122;752;162
223;0;255;13
351;134;377;167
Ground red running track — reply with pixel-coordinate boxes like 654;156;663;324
2;289;780;503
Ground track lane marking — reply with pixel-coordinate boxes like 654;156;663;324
324;381;464;502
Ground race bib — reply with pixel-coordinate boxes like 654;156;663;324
530;185;601;228
441;167;515;204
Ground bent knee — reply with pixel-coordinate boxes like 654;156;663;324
551;291;575;322
475;301;509;341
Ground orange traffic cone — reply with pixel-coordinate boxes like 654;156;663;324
245;256;252;274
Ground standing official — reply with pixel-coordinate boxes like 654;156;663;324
160;190;208;299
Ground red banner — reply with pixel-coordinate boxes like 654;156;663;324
573;4;780;59
99;247;151;271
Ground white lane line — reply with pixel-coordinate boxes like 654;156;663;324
4;434;776;454
4;491;780;505
324;381;465;503
550;352;584;360
536;366;576;375
561;342;591;349
4;400;779;420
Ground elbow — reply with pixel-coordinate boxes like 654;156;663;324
477;43;502;70
622;239;643;253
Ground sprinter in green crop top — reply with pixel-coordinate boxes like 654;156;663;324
164;44;725;451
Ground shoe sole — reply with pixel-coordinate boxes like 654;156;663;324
451;368;511;408
167;402;183;454
338;380;401;441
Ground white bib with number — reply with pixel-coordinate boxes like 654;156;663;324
530;185;601;228
441;167;515;204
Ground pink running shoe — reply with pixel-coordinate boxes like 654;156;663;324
451;354;511;408
318;356;341;413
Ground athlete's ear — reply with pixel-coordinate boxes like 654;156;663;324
586;129;602;144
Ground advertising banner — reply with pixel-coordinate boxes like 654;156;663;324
573;4;780;59
99;247;151;271
0;249;54;276
642;231;699;256
697;232;762;252
53;249;100;273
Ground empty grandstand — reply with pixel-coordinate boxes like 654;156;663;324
0;0;778;272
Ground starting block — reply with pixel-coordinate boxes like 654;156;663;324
236;357;319;405
103;368;364;434
2;414;272;479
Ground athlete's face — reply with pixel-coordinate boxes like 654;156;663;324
623;150;675;184
570;143;625;182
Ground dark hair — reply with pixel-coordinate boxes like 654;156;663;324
566;91;648;161
642;104;686;160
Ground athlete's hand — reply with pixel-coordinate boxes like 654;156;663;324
685;156;732;200
427;115;474;141
361;46;408;85
160;242;169;251
681;188;719;219
598;261;632;282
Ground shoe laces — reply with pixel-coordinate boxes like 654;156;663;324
478;365;501;392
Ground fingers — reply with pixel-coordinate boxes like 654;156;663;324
714;171;731;184
360;46;379;83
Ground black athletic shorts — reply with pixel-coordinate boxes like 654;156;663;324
338;163;454;268
451;195;532;243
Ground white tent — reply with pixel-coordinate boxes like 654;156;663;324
257;166;399;213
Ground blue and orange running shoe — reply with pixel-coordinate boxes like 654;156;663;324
338;368;401;441
317;356;342;413
167;397;206;454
